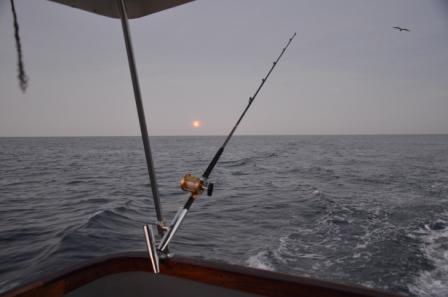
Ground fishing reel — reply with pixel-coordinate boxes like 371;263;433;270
180;173;214;198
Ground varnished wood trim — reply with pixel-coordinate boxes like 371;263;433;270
1;252;402;297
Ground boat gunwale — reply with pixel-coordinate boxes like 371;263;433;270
1;252;403;297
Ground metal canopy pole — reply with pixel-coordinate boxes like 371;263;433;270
116;0;165;236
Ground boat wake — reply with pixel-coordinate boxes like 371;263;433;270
246;250;275;271
409;211;448;297
244;190;447;296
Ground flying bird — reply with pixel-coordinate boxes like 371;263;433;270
393;26;410;32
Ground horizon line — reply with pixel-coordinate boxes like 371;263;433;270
1;132;447;138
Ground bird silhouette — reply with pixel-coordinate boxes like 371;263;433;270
393;26;410;32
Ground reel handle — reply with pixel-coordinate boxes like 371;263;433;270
207;183;214;196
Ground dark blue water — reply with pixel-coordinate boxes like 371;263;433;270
1;135;447;296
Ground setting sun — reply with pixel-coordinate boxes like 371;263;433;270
192;120;201;128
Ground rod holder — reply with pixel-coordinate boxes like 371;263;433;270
143;224;160;273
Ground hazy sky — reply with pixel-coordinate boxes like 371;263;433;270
1;0;447;136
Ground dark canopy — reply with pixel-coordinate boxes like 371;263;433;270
48;0;194;19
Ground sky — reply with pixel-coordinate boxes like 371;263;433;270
0;0;447;136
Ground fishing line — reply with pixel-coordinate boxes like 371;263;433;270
202;32;297;180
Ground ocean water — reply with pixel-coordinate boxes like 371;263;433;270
0;135;447;296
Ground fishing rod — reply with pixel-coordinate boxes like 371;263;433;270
203;33;297;181
144;33;296;270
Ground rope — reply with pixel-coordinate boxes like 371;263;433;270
10;0;28;93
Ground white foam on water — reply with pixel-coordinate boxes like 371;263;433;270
246;234;301;271
246;250;275;271
87;209;105;220
354;242;368;249
409;213;448;297
273;234;291;260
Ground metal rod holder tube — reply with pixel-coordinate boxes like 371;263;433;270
143;225;160;273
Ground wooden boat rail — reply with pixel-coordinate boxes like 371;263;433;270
1;252;403;297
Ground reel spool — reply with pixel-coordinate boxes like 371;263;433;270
180;173;214;197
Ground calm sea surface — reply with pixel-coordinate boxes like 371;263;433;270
1;135;447;296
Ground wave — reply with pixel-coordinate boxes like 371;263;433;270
83;207;139;230
220;152;279;169
0;280;20;294
246;250;275;271
409;212;448;297
66;180;85;185
220;157;252;168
